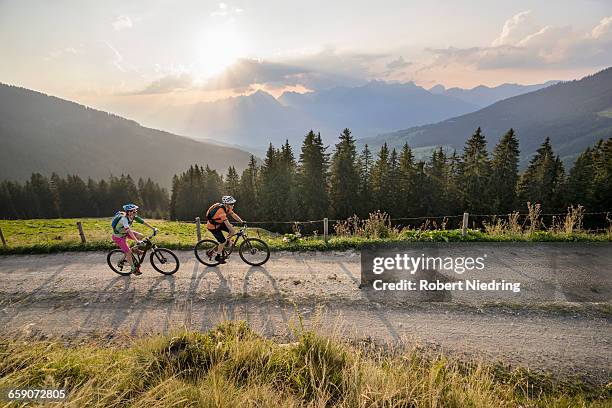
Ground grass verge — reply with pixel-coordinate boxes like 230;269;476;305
0;218;611;255
0;321;609;407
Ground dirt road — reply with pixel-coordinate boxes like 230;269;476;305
1;245;611;384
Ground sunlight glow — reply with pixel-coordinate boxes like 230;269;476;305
197;24;247;78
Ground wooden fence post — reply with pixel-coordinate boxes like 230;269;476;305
323;218;329;243
76;221;86;243
462;212;469;237
195;217;202;241
0;227;6;247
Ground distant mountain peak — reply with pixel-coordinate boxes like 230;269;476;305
429;84;446;94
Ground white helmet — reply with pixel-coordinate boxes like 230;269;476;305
222;195;236;205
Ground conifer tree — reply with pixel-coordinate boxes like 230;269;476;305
388;148;400;216
297;131;329;220
426;147;449;215
329;128;359;218
258;144;284;221
410;161;429;217
225;166;240;198
517;137;565;211
490;129;520;213
458;127;491;213
566;147;593;207
28;173;58;218
591;138;612;211
57;175;90;217
357;144;374;217
238;155;258;221
397;143;415;215
370;143;391;213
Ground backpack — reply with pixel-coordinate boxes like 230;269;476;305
111;211;127;232
206;203;224;225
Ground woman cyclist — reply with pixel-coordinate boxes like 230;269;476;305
111;204;157;275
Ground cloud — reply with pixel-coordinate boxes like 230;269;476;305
46;47;78;60
202;59;309;90
591;16;612;40
131;73;194;94
282;49;391;89
112;15;133;31
426;13;612;70
386;56;411;70
492;10;536;46
211;2;243;18
103;42;126;72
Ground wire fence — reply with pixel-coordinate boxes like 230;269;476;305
187;210;612;238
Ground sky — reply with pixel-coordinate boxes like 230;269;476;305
1;0;611;118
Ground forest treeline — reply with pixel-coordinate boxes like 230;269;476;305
0;174;168;219
1;128;611;226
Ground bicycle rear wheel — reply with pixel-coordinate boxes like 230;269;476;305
107;249;131;276
194;239;222;266
239;238;270;266
150;248;180;275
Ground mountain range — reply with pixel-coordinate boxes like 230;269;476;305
428;81;559;108
0;84;253;186
140;80;554;149
362;67;612;166
1;69;606;186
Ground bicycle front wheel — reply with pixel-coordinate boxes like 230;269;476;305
239;238;270;266
194;239;222;266
150;248;180;275
107;249;131;276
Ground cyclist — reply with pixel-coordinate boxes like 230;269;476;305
205;195;244;264
111;204;157;275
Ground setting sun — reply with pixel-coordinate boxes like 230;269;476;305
197;24;247;78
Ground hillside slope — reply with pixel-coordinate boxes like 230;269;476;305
365;68;612;164
0;84;254;185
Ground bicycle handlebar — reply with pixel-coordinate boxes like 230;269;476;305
145;228;158;240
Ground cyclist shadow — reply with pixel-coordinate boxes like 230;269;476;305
77;275;133;336
2;265;66;326
242;265;288;336
131;274;176;336
186;262;231;331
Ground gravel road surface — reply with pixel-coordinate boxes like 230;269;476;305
1;244;610;384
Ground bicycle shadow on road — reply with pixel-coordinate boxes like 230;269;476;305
184;261;232;332
76;275;133;336
242;265;289;336
131;274;176;336
1;265;66;326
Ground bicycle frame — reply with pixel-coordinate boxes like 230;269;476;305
126;232;157;266
222;227;248;257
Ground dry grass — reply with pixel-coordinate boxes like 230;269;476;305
0;321;608;407
526;202;542;235
334;211;400;239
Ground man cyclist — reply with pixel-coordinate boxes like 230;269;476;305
205;195;244;264
111;204;157;275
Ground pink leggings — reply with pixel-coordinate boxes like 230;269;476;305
112;235;134;254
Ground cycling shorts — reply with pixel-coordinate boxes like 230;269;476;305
210;223;230;244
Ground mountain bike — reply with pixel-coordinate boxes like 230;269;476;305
194;225;270;266
107;231;180;276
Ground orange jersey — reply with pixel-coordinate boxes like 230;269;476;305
206;204;233;230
